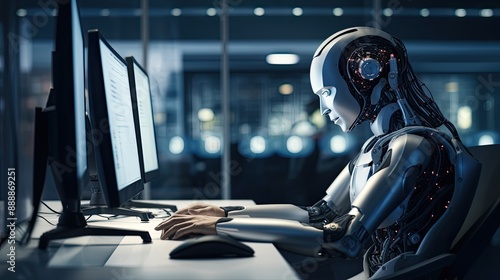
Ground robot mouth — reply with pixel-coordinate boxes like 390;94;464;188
333;117;340;124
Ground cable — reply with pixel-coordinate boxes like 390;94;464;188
41;201;61;214
400;63;463;143
395;35;459;138
97;214;119;219
37;215;57;226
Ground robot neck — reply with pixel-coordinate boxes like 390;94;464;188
370;103;402;136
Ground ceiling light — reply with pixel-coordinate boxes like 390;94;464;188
286;136;303;154
292;7;303;16
330;135;347;154
171;8;182;16
481;9;493;17
249;136;266;154
279;84;294;95
254;7;265;16
169;136;185;155
198;108;215;122
332;8;343;16
420;8;430;17
478;134;494;146
207;8;217;16
457;106;472;130
455;9;466;17
16;9;27;17
204;136;221;154
266;54;299;65
383;8;393;17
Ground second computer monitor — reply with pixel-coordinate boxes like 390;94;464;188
87;29;143;208
126;56;160;182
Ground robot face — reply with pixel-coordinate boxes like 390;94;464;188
311;51;361;132
313;86;361;132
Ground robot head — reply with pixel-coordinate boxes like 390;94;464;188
310;27;407;132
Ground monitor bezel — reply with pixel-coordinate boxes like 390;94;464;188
125;56;160;182
52;0;88;206
87;29;144;208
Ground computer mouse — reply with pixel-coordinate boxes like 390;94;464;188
169;235;254;259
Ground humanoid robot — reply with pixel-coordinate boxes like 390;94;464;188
155;27;481;278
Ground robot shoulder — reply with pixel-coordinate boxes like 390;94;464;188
374;133;435;173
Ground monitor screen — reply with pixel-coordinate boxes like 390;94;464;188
126;56;160;182
99;41;142;191
87;30;143;207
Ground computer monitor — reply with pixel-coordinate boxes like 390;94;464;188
126;56;160;182
120;57;177;213
26;0;151;249
87;30;144;208
52;0;87;214
25;0;88;245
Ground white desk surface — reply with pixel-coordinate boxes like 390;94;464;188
0;200;301;280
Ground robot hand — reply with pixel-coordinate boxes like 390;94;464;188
155;213;225;239
174;202;226;217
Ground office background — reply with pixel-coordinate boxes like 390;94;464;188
1;1;500;227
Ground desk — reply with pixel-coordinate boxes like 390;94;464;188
0;200;300;280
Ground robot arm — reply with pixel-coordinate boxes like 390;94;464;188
213;164;352;256
216;217;324;256
226;204;310;223
321;133;434;258
306;164;351;225
224;163;352;226
350;133;433;233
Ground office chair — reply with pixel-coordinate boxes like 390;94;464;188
361;144;500;280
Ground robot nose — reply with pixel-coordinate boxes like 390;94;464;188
322;109;332;116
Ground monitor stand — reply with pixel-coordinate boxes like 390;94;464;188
39;211;152;250
124;200;178;213
81;181;178;221
81;180;154;221
34;89;152;249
